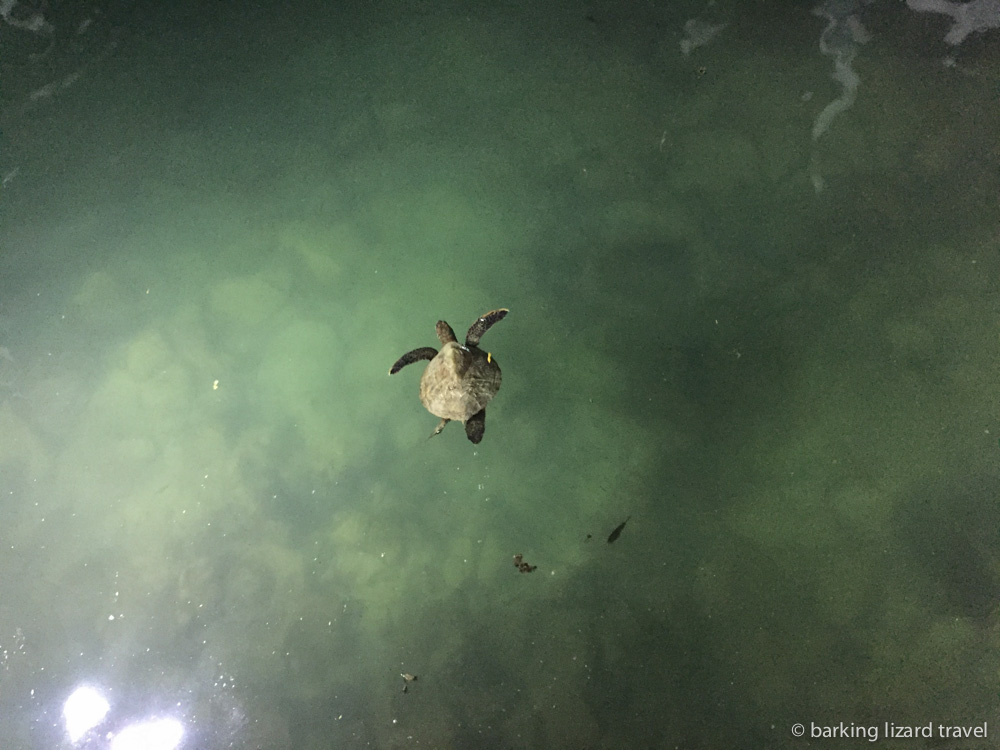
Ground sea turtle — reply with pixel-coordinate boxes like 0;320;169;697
389;308;508;444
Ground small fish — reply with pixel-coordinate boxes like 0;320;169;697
606;516;631;544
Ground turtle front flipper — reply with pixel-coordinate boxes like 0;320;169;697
465;309;508;347
465;409;486;444
389;347;438;375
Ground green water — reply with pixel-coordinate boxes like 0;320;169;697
1;0;998;747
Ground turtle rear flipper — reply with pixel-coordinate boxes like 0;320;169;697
389;347;438;375
465;309;508;347
429;418;449;439
465;409;486;444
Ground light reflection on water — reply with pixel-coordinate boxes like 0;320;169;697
63;685;109;743
62;684;182;750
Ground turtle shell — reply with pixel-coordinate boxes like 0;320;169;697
419;341;501;422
